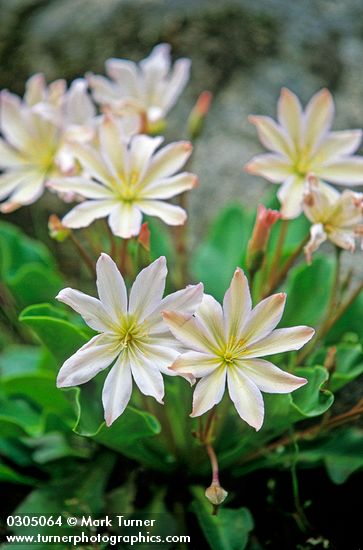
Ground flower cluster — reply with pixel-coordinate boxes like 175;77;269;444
246;88;363;260
57;253;313;429
0;44;195;228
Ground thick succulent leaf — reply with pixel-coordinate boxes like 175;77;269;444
0;462;36;485
308;342;363;392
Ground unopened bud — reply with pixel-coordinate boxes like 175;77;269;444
205;481;228;506
247;204;280;272
187;91;213;140
48;214;70;242
138;222;151;252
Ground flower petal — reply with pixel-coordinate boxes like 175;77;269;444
170;351;221;380
96;253;128;322
65;78;96;124
72;142;111;184
0;91;32;150
48;177;113;199
312;130;362;165
99;115;129;180
304;223;328;264
129;256;167;322
190;366;227;417
56;287;115;332
242;293;286;347
195;294;225;348
137;342;180;375
57;333;120;387
248;115;293;157
147;283;204;335
130;351;165;404
303;88;334;155
108;202;143;239
227;366;264;430
142;141;192;183
105;58;140;95
0;139;23;168
238;358;307;393
0;171;29;201
102;353;133;426
141;172;198;199
223;268;252;341
0;170;45;212
328;228;356;251
244;153;293;182
277;175;305;219
315;157;363;185
242;326;315;358
277;88;303;148
162;310;216;354
130;135;164;184
137;200;187;226
162;58;191;112
62;200;116;229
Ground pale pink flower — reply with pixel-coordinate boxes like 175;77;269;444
163;268;314;431
48;115;198;239
88;43;190;130
0;75;96;211
303;175;363;263
57;254;203;426
245;88;363;219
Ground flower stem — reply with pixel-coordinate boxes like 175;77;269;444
239;398;363;467
262;233;309;298
69;233;96;277
119;238;129;275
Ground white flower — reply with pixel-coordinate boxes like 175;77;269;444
245;88;363;219
48;115;198;238
0;75;96;211
303;175;363;263
56;253;203;426
88;43;190;130
163;268;314;431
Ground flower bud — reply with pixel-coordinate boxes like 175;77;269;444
205;481;228;506
48;214;70;242
247;204;280;272
138;222;151;252
187;91;212;140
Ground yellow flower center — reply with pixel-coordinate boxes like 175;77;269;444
117;315;149;352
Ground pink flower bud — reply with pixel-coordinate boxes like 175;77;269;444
138;222;151;251
247;204;281;271
48;214;71;242
187;91;213;140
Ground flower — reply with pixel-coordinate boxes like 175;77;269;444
163;268;314;430
88;43;191;131
247;204;281;271
48;115;198;238
245;88;363;219
303;175;363;263
0;76;96;212
56;253;203;426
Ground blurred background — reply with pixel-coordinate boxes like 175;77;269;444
2;0;363;242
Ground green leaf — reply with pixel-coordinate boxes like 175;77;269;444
7;263;64;308
291;366;334;418
0;462;37;485
19;303;89;364
0;221;55;278
282;255;335;327
191;486;254;550
192;204;254;301
309;342;363;392
0;397;44;437
0;344;55;377
326;291;363;343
